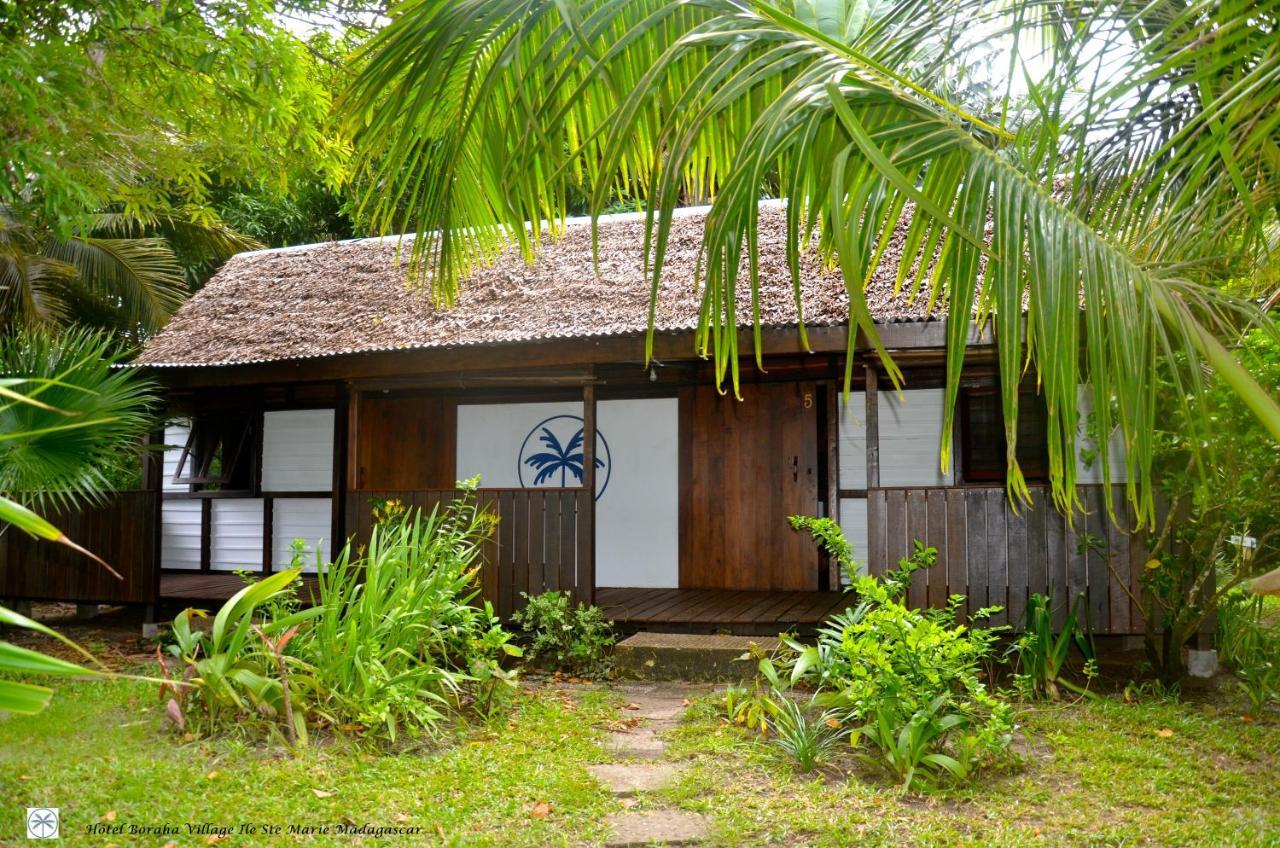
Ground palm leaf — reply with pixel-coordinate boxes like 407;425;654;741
343;0;1280;523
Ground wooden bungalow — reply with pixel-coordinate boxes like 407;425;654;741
0;205;1147;635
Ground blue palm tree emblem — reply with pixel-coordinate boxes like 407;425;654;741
518;414;612;498
524;426;602;486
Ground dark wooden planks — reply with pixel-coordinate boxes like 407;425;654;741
598;588;847;626
0;491;158;604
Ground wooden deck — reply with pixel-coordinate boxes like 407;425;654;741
596;587;848;632
160;572;320;602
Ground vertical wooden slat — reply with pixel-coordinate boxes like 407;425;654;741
528;490;545;596
1006;492;1029;628
965;490;987;619
1128;499;1148;635
984;489;1008;626
542;488;561;593
581;382;597;603
1084;486;1110;633
575;489;592;604
1065;495;1089;632
559;490;576;597
498;490;516;618
866;489;886;575
925;489;948;610
864;366;880;489
1026;487;1048;605
906;489;928;609
824;381;841;589
1047;495;1069;630
1106;485;1131;634
886;490;907;577
945;489;967;608
512;490;530;611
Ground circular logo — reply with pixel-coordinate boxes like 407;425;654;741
517;415;611;499
27;808;59;839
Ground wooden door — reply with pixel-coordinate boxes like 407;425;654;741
680;382;820;590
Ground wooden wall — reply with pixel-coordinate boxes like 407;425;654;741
350;393;455;490
345;488;592;618
0;491;158;604
866;484;1145;634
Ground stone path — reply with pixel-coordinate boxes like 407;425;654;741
592;682;712;847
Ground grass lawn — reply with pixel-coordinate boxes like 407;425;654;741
2;666;1278;846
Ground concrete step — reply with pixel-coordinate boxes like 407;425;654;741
614;632;780;681
604;811;710;847
588;763;683;796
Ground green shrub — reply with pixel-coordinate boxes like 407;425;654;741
777;516;1016;792
164;490;521;744
1008;593;1098;701
1217;589;1280;714
766;694;846;772
303;495;520;741
511;590;615;676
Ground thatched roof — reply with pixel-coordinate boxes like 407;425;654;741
137;203;938;368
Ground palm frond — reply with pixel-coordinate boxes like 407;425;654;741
0;328;158;513
342;0;1280;523
40;235;188;331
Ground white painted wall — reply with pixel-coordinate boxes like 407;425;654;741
1075;386;1128;484
838;497;869;580
160;500;202;570
210;498;264;572
262;409;335;491
161;421;191;492
838;389;953;488
455;398;679;588
272;498;331;572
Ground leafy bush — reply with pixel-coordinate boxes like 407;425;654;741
767;695;846;772
776;517;1016;791
164;491;521;744
163;569;315;742
1008;593;1098;701
302;495;520;740
511;590;615;676
1217;589;1280;714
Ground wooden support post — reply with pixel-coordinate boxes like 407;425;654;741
824;381;841;590
864;364;880;489
581;382;598;604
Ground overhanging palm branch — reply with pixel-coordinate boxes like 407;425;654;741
342;0;1280;524
0;327;158;514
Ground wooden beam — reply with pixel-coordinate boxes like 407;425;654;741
581;381;597;604
865;364;880;489
824;380;841;589
146;321;997;390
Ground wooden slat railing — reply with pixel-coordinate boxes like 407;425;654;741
0;490;159;604
866;484;1146;634
345;488;593;619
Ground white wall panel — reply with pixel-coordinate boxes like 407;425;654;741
160;499;202;570
1075;386;1128;484
210;498;264;572
262;409;335;491
879;389;953;486
272;498;331;573
456;399;679;589
162;421;191;493
838;497;869;580
836;392;868;489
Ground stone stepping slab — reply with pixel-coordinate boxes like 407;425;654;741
606;727;668;759
588;763;683;796
604;810;710;847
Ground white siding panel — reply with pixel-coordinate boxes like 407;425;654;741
879;389;953;487
838;497;869;580
162;422;191;493
1075;386;1128;484
210;498;264;572
273;498;332;573
160;499;202;570
836;392;868;489
455;399;679;589
261;409;335;491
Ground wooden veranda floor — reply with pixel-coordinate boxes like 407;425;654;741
596;587;848;633
160;572;320;601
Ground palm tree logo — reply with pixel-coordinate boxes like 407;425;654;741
26;808;59;839
518;415;611;498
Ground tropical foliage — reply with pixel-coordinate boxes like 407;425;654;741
1007;592;1098;701
0;328;157;510
511;590;616;676
343;0;1280;525
742;518;1015;790
165;495;522;744
1142;322;1280;681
